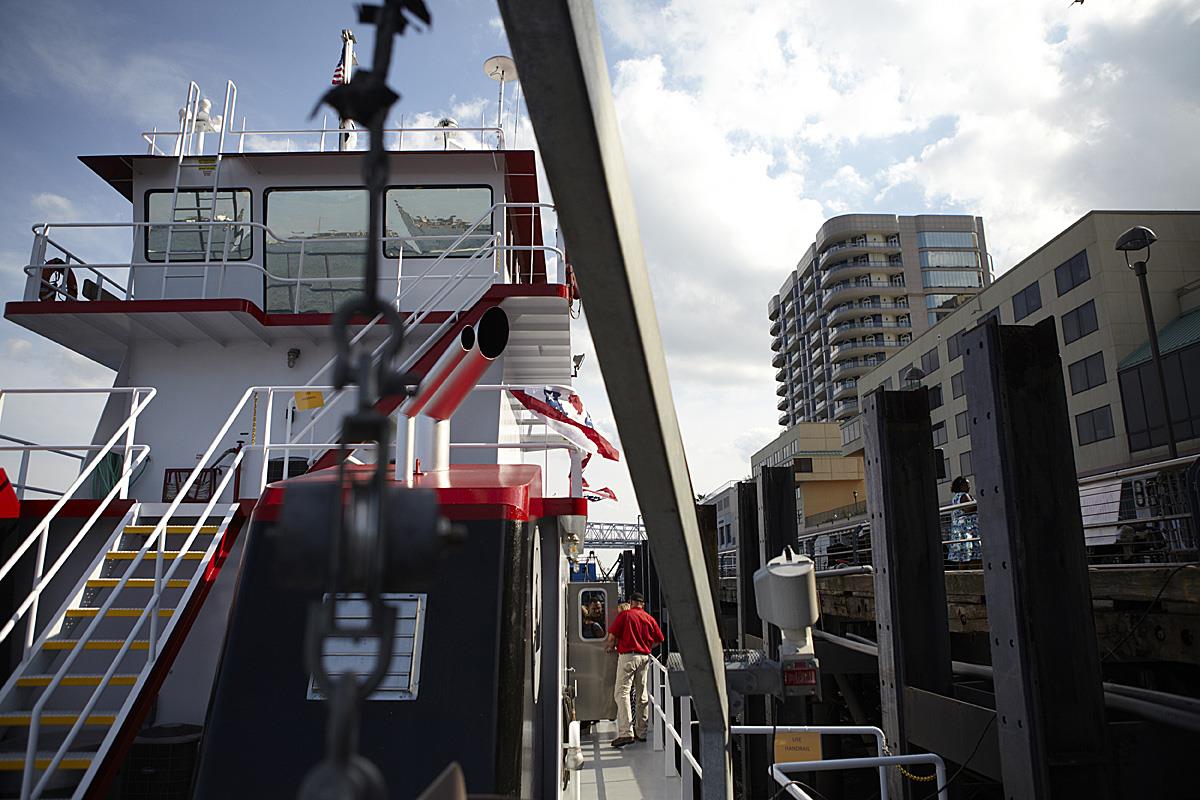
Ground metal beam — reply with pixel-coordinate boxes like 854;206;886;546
962;318;1110;797
497;2;731;794
862;388;953;799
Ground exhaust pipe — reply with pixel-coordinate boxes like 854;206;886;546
402;324;476;418
398;307;510;476
422;306;509;421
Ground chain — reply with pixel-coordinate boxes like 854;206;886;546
296;3;431;799
883;741;938;783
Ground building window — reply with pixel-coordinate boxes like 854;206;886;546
881;377;893;391
1012;280;1042;322
145;188;253;262
917;231;977;249
1055;250;1091;296
1062;300;1099;345
265;188;369;314
920;251;981;269
921;348;940;374
796;457;814;473
1118;343;1200;452
955;410;969;438
951;371;966;399
932;421;948;447
922;270;984;289
938;454;952;483
959;450;972;477
947;330;963;361
929;384;944;411
1068;352;1107;394
1076;405;1115;446
384;185;495;258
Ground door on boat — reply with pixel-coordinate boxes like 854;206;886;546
566;582;618;722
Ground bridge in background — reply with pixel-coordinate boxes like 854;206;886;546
582;521;645;547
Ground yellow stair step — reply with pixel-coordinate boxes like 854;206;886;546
0;752;93;771
17;674;138;688
124;525;219;535
0;711;116;726
43;640;148;652
104;551;205;561
65;608;173;619
86;578;189;589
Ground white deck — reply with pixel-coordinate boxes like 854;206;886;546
579;720;683;800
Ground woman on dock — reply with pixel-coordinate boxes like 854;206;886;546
947;476;981;564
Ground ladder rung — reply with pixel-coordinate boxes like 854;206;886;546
43;640;148;651
123;525;219;535
86;578;189;589
0;752;94;771
105;551;205;561
17;674;138;688
0;711;116;726
65;608;173;619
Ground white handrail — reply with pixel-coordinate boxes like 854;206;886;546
0;387;155;654
141;124;507;154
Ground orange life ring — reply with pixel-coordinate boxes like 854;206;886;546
39;259;77;302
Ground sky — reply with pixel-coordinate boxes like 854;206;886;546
1;0;1198;520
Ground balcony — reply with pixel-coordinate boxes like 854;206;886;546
775;367;786;382
820;238;902;258
772;351;786;368
777;396;789;412
834;397;860;421
778;411;790;426
769;295;781;321
770;317;782;336
831;356;886;380
823;257;904;282
825;299;910;326
832;379;857;401
776;382;787;397
828;318;912;345
823;279;908;306
803;290;817;311
830;339;906;361
804;311;822;333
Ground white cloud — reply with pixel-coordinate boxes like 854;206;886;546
30;193;76;219
577;0;1200;498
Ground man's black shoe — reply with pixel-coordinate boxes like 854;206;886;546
610;736;635;748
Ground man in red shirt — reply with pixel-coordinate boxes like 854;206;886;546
605;592;664;748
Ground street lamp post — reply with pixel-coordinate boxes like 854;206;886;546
1116;225;1178;459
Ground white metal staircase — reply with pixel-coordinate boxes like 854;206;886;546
0;498;239;798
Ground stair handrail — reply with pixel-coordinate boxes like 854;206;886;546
21;459;243;799
0;445;150;653
0;387;156;654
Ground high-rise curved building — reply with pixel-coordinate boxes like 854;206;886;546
769;214;989;426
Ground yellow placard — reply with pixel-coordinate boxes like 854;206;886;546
294;391;325;411
774;731;823;763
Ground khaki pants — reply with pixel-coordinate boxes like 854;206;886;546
614;652;650;738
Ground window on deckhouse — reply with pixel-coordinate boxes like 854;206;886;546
145;189;252;262
384;186;495;258
265;188;369;314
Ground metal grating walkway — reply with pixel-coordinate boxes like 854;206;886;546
579;720;682;800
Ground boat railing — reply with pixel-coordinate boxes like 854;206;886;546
141;123;508;156
24;201;564;307
643;655;947;799
0;387;156;657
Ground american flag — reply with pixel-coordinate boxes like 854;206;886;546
332;60;345;86
511;388;619;461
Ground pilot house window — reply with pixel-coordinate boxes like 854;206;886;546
384;186;494;259
580;590;607;640
264;188;369;314
145;189;252;262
